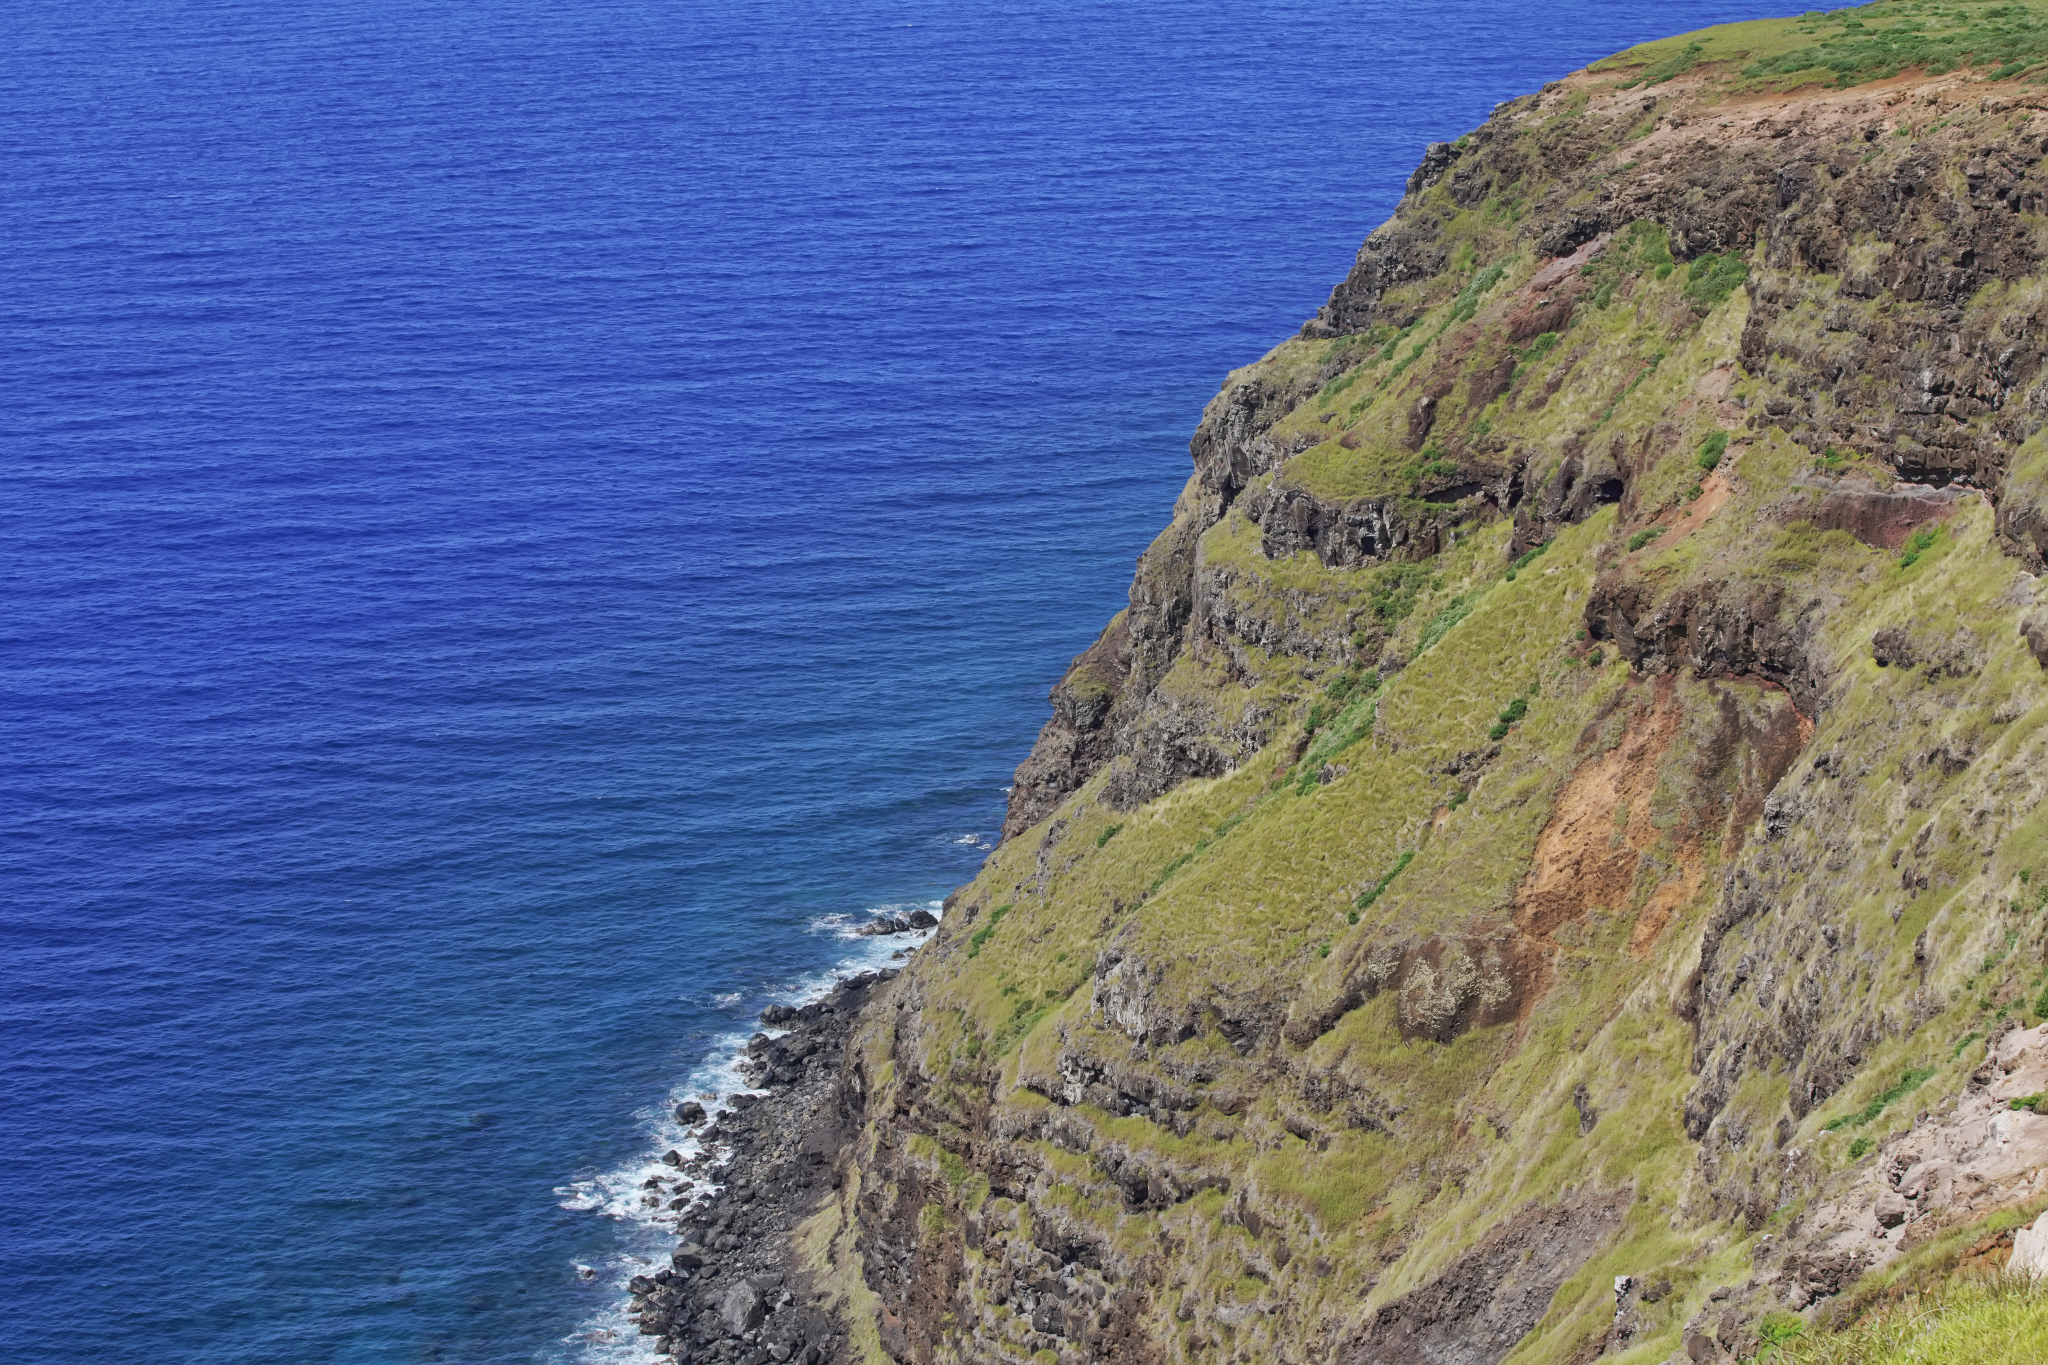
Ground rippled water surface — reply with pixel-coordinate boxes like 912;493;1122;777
2;1;1789;1359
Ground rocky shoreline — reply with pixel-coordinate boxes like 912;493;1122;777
625;968;894;1365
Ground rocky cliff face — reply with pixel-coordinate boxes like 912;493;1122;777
788;9;2048;1365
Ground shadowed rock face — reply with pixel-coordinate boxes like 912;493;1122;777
1344;1188;1630;1365
1003;617;1134;840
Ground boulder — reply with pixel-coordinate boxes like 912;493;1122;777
1871;626;1915;668
721;1281;766;1336
661;1149;684;1168
2021;612;2048;670
1874;1190;1909;1229
675;1101;707;1125
905;908;938;930
2011;1210;2048;1279
672;1243;706;1270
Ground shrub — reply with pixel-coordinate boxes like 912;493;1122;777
1355;850;1417;911
1848;1135;1876;1159
966;904;1012;958
1488;697;1529;741
1899;526;1939;569
1587;647;1604;667
1682;253;1749;314
1448;263;1508;323
1523;330;1560;356
1325;669;1372;704
1822;1067;1936;1131
1697;430;1728;471
1627;527;1665;552
1371;564;1431;624
1417;590;1484;655
1096;824;1123;849
1756;1310;1806;1351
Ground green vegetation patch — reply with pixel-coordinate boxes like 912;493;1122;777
1354;850;1416;914
1744;3;2048;88
1784;1272;2048;1364
1821;1066;1936;1131
1618;38;1706;88
1448;262;1508;324
1581;221;1677;308
1682;253;1749;315
1697;430;1728;472
966;903;1012;958
1416;586;1488;655
1370;563;1433;626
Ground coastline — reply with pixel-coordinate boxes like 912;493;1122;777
622;967;896;1364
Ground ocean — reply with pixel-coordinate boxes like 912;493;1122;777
0;1;1787;1359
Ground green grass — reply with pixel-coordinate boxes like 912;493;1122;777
1743;3;2048;88
1901;526;1941;570
1448;262;1508;323
1354;850;1416;912
966;903;1011;958
1822;1067;1937;1132
1416;588;1486;654
1505;542;1549;582
1682;253;1749;315
1618;38;1705;88
1096;823;1124;849
1627;527;1665;552
1370;564;1432;625
1783;1274;2048;1364
1582;221;1677;309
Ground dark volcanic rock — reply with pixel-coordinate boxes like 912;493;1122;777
635;969;896;1361
2023;611;2048;669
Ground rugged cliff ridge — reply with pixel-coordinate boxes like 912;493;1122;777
790;7;2048;1364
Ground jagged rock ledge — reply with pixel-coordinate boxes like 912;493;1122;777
627;969;897;1365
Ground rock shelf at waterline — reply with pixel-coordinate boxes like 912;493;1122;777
623;969;893;1363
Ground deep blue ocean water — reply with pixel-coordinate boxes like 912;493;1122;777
2;1;1790;1359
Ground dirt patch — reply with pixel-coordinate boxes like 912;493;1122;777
1515;676;1683;944
1805;478;1965;550
1515;673;1809;967
1343;1186;1630;1365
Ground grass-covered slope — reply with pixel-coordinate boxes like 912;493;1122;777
796;6;2048;1364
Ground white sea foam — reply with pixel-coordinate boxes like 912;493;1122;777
558;898;944;1362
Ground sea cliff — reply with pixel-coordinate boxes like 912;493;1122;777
658;5;2048;1362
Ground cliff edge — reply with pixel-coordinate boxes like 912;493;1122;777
686;5;2048;1363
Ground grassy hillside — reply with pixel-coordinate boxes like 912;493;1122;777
792;6;2048;1364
